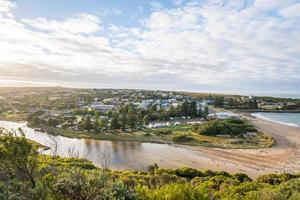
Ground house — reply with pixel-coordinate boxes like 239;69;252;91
259;102;283;110
137;100;153;110
88;102;115;112
208;112;240;119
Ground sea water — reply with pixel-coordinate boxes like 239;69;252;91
252;112;300;127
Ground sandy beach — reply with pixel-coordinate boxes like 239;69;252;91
174;116;300;179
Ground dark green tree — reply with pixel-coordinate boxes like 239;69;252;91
110;112;120;132
214;96;225;108
127;104;137;129
203;106;209;119
181;100;189;116
189;101;198;117
167;105;176;117
137;110;144;129
119;108;128;129
83;115;93;131
94;112;100;133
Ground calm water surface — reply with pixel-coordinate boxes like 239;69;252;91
252;112;300;127
0;120;207;170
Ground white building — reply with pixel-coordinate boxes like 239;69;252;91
208;112;240;119
89;102;115;112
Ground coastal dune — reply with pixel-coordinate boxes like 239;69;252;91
177;117;300;178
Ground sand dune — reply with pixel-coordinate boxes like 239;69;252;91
176;116;300;178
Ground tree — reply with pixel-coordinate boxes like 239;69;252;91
249;98;258;109
99;118;106;131
119;108;128;129
167;105;176;117
83;115;93;131
227;98;235;108
94;112;100;133
143;115;150;126
189;101;197;117
110;112;120;132
203;106;209;119
0;132;38;188
197;107;203;118
181;100;189;117
253;99;258;109
137;110;144;129
214;96;225;108
127;104;137;130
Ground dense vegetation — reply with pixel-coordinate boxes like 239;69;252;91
193;119;257;136
0;132;298;199
28;100;208;133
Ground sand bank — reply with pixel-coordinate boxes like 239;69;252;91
173;116;300;179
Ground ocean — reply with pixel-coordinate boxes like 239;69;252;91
252;112;300;128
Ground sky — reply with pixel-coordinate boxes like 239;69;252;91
0;0;299;94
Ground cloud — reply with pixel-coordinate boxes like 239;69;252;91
0;0;299;93
279;3;300;18
22;13;101;34
125;1;300;86
173;0;186;6
0;0;15;13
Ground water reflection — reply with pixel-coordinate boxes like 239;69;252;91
0;120;205;171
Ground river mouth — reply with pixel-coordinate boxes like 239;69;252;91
0;120;209;171
2;120;296;178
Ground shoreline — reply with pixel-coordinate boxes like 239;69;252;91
26;120;274;149
1;115;299;179
174;115;300;178
240;110;300;113
250;112;300;128
29;116;300;178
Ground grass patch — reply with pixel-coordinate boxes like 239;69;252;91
0;113;28;122
36;122;275;149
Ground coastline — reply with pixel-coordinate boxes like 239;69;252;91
30;115;300;178
175;115;300;178
251;112;300;128
1;115;299;179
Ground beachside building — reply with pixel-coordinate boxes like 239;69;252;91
207;112;240;119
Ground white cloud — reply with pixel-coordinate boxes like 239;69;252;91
279;3;300;18
22;13;101;34
0;0;15;13
0;0;299;92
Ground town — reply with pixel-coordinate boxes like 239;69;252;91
0;88;299;134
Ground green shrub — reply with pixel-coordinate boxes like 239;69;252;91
136;183;208;200
194;119;257;136
173;134;195;143
153;130;173;135
257;173;299;185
